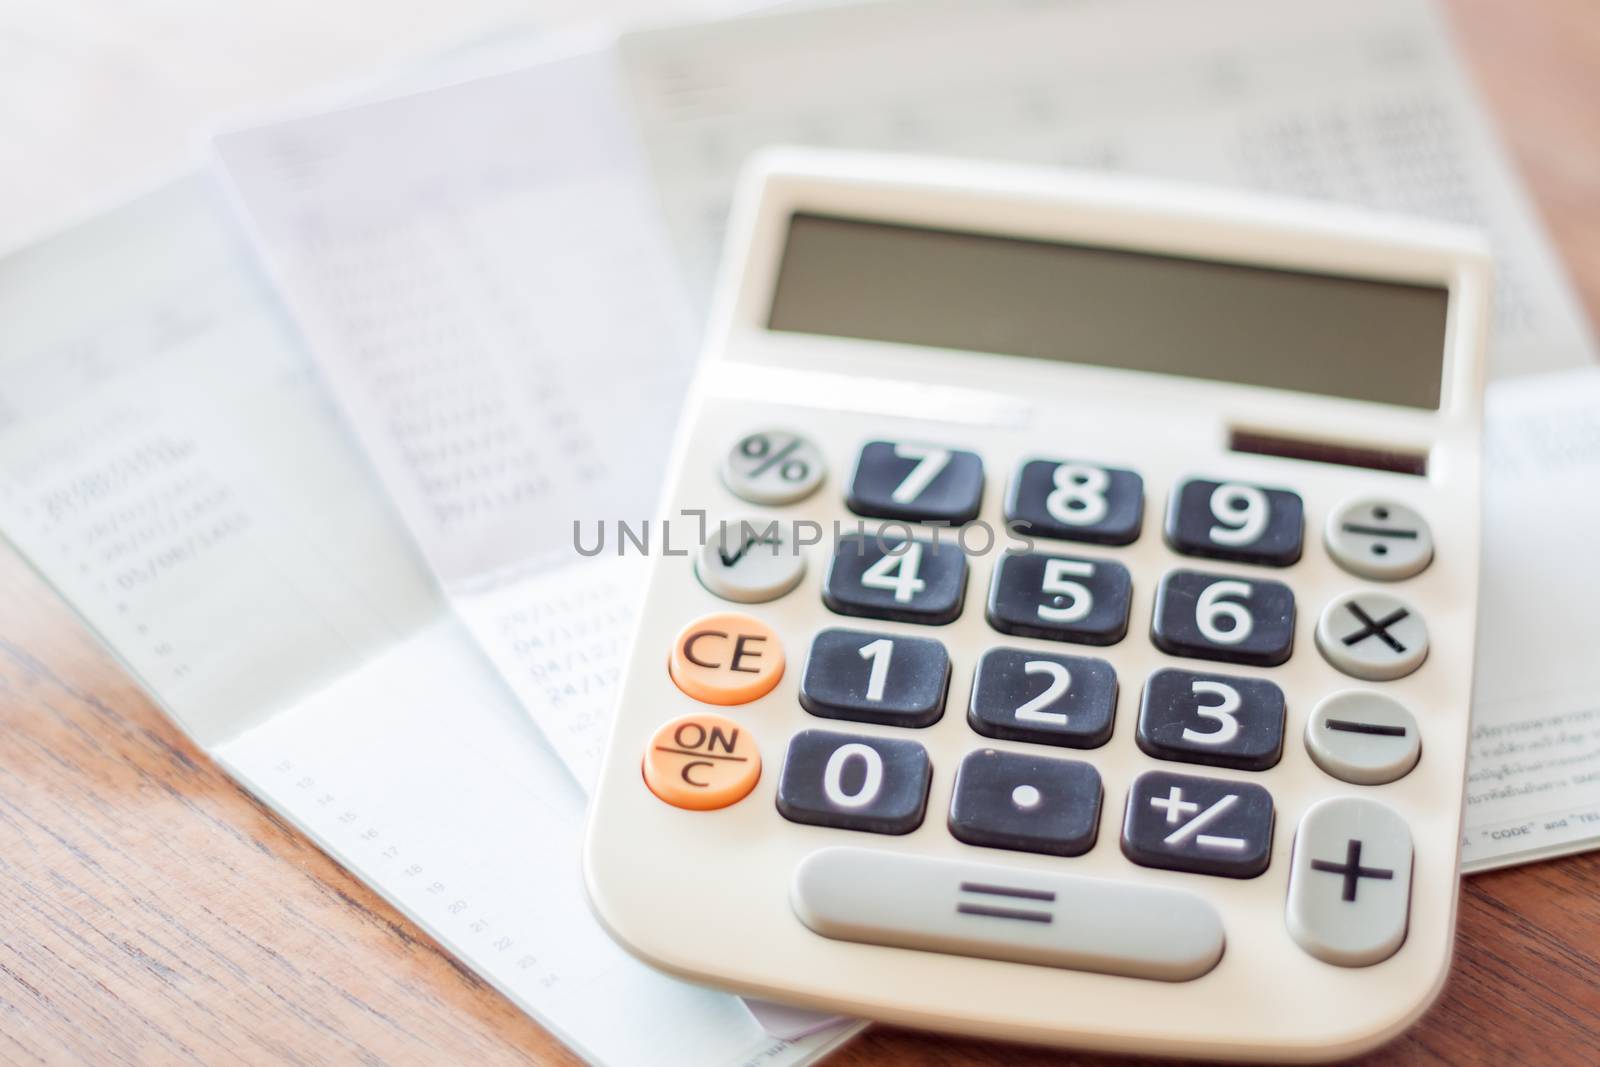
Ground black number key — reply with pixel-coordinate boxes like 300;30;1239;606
1005;458;1143;546
1165;478;1303;567
1121;770;1274;878
823;533;967;625
948;749;1102;857
1151;569;1295;667
800;628;950;728
847;440;984;525
986;550;1132;646
777;730;932;835
967;647;1117;749
1136;668;1285;771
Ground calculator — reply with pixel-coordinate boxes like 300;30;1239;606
583;148;1489;1061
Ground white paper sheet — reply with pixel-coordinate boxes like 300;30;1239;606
212;44;693;787
1461;368;1600;871
0;179;855;1066
621;0;1596;377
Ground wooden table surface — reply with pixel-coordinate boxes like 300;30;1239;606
2;1;1597;1064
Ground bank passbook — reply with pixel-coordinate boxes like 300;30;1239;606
584;148;1489;1060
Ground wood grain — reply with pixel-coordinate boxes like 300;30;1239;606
0;1;1596;1064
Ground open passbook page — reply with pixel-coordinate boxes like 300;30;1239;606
213;44;691;789
1461;368;1600;871
0;179;856;1066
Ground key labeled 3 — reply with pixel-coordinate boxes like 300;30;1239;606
1137;668;1285;771
668;612;785;705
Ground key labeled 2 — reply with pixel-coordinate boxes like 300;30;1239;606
986;550;1132;646
1122;770;1275;878
967;647;1117;748
1137;668;1285;771
777;730;932;835
800;628;950;728
1165;478;1303;567
1151;569;1295;667
823;533;967;625
847;440;984;525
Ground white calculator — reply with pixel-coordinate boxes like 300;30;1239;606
584;148;1489;1060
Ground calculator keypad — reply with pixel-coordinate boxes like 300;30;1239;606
1150;569;1296;667
948;749;1102;857
1165;477;1304;567
777;729;932;835
1136;668;1285;771
687;430;1447;971
1121;770;1275;878
986;550;1133;645
847;440;985;524
823;533;967;625
1005;459;1144;545
967;647;1117;748
799;628;950;728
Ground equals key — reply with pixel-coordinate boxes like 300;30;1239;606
1326;499;1434;581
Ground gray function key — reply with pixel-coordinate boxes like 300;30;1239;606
1306;691;1421;785
722;430;827;505
791;846;1224;981
1287;797;1414;966
1315;591;1428;681
1324;498;1434;581
695;517;806;603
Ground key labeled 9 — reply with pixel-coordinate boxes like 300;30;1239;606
1165;478;1303;567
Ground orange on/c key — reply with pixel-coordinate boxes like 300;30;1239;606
668;612;785;705
644;713;762;810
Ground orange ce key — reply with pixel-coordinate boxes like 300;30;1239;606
668;612;785;705
643;714;762;810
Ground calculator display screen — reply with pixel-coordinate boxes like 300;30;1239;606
767;213;1449;409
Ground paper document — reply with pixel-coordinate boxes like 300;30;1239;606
1462;368;1600;871
213;44;692;788
0;179;855;1066
620;0;1595;377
